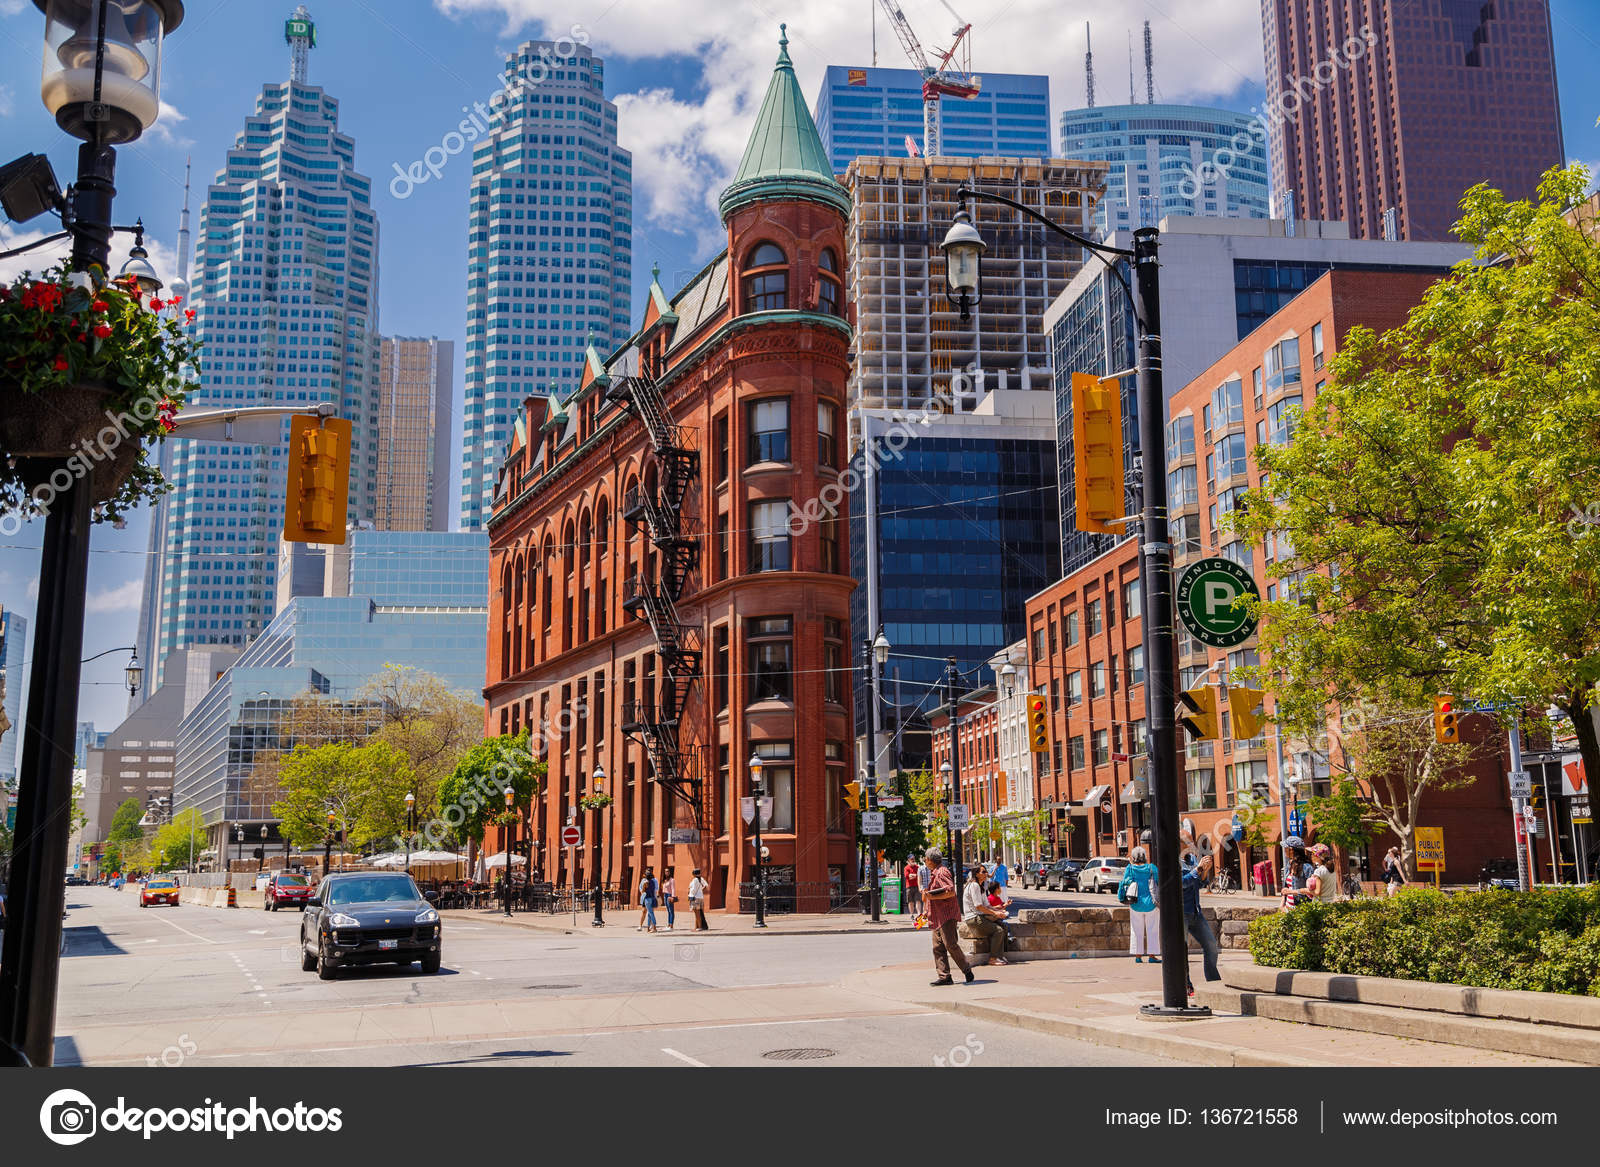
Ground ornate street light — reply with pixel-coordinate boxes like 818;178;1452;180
38;0;184;144
403;791;415;872
749;753;766;928
939;206;985;321
590;764;606;927
502;785;515;917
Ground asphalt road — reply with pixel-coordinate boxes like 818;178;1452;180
51;886;1183;1069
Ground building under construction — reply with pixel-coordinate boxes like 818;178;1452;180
843;155;1107;444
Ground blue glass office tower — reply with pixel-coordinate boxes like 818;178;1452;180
140;29;381;668
849;401;1061;769
459;40;633;530
814;66;1049;171
0;608;25;782
1059;104;1269;238
174;530;489;838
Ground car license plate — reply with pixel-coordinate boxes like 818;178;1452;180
378;939;398;950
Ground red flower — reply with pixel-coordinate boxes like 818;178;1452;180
149;298;163;311
75;332;87;343
168;295;183;305
91;299;109;313
94;323;112;339
184;308;196;321
53;354;69;372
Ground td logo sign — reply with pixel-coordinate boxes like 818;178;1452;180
1175;557;1261;648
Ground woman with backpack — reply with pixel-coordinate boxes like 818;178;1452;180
637;867;658;933
1118;846;1160;963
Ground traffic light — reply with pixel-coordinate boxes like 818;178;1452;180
283;414;352;544
1026;694;1049;752
1178;684;1220;741
842;780;861;811
1071;372;1125;535
1432;695;1459;744
1228;686;1266;740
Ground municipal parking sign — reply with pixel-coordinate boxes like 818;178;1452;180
1176;557;1261;648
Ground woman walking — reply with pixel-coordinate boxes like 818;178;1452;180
1118;846;1160;963
660;867;677;932
688;868;709;930
1382;846;1406;897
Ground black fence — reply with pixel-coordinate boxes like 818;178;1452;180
736;880;866;915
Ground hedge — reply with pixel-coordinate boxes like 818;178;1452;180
1247;885;1600;996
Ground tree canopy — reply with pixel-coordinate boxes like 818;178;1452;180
436;731;544;846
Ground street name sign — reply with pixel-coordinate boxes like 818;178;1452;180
879;795;904;808
1175;557;1261;648
949;804;970;830
861;811;885;836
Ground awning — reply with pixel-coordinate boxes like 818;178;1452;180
1120;779;1148;804
1077;784;1112;811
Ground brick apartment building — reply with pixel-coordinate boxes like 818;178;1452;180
1028;266;1518;886
484;34;859;911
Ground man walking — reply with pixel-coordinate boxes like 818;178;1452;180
922;848;973;986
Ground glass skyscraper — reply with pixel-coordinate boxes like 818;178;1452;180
139;26;381;668
1059;104;1269;238
814;66;1050;172
458;40;633;531
0;607;25;783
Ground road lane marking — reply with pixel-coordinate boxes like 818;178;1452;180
148;914;218;945
660;1047;708;1067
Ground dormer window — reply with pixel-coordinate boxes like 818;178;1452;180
743;242;788;312
817;247;841;317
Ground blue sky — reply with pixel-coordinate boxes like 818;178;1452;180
1;0;1597;734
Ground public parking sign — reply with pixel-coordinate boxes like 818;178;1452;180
1176;557;1261;648
561;824;582;847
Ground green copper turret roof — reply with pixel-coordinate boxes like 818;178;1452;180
719;25;850;221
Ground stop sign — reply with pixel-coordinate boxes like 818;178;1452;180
561;824;581;847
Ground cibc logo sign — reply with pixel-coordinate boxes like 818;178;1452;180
40;1089;97;1146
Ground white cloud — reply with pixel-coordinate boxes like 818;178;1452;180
432;1;1264;236
0;1;25;16
0;227;182;290
0;84;13;118
141;101;192;147
26;575;39;601
86;577;143;615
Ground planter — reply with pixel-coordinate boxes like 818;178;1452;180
0;380;143;502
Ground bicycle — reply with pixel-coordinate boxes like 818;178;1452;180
1212;868;1237;894
1342;874;1364;898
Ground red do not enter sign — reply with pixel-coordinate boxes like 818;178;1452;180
561;824;582;847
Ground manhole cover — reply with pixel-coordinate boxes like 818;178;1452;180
761;1048;837;1061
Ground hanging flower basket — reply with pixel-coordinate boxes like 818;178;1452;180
0;265;198;523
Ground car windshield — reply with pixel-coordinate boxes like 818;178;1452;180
325;875;420;906
148;880;176;889
277;875;309;887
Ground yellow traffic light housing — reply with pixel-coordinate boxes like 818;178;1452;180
283;414;352;544
1228;687;1266;740
1026;694;1049;752
842;780;861;811
1071;372;1125;535
1432;695;1459;744
1178;685;1220;741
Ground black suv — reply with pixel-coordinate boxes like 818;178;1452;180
1045;859;1084;892
1018;861;1052;890
301;872;442;979
1478;858;1520;891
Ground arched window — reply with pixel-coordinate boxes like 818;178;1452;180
742;242;788;312
817;247;841;317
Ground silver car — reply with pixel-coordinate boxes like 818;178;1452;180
1080;856;1131;893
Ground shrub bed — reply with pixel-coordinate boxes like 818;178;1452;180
1247;886;1600;996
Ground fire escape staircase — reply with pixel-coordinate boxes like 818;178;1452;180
610;367;703;815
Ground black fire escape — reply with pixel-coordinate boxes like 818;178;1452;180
608;365;703;817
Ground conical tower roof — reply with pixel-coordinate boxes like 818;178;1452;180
719;25;850;221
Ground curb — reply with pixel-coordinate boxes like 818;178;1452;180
926;998;1323;1068
440;912;924;940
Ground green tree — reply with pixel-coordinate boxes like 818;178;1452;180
270;741;413;852
1232;165;1600;818
149;809;207;872
436;731;544;847
1303;778;1375;858
100;797;145;873
1003;809;1050;861
873;771;933;867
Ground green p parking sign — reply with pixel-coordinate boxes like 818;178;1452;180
1175;557;1260;647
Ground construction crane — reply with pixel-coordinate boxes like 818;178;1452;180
876;0;982;158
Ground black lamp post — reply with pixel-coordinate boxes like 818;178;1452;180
502;785;515;917
404;791;415;873
749;753;766;928
79;645;142;696
861;629;890;923
591;764;606;927
323;811;335;876
258;825;267;873
0;0;185;1068
942;188;1202;1019
233;824;243;872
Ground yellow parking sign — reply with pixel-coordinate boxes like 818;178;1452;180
1415;827;1445;886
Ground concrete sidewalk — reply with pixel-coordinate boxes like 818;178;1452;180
841;954;1584;1068
440;906;925;939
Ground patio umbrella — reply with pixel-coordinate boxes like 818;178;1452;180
480;851;526;869
407;850;467;865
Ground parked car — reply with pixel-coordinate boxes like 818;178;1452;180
265;873;312;911
1045;858;1085;892
1015;861;1050;890
140;877;181;908
64;874;86;887
1478;858;1520;891
1079;856;1131;894
300;872;441;979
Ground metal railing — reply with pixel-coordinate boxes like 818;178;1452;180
736;881;863;915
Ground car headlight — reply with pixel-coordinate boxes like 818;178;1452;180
415;908;439;924
328;912;360;928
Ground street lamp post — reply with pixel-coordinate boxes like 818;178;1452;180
942;188;1200;1018
404;791;415;873
0;0;186;1067
258;825;267;873
502;786;516;917
997;660;1017;868
591;764;606;927
233;825;243;873
943;660;965;894
749;753;766;928
861;629;889;923
323;811;335;877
